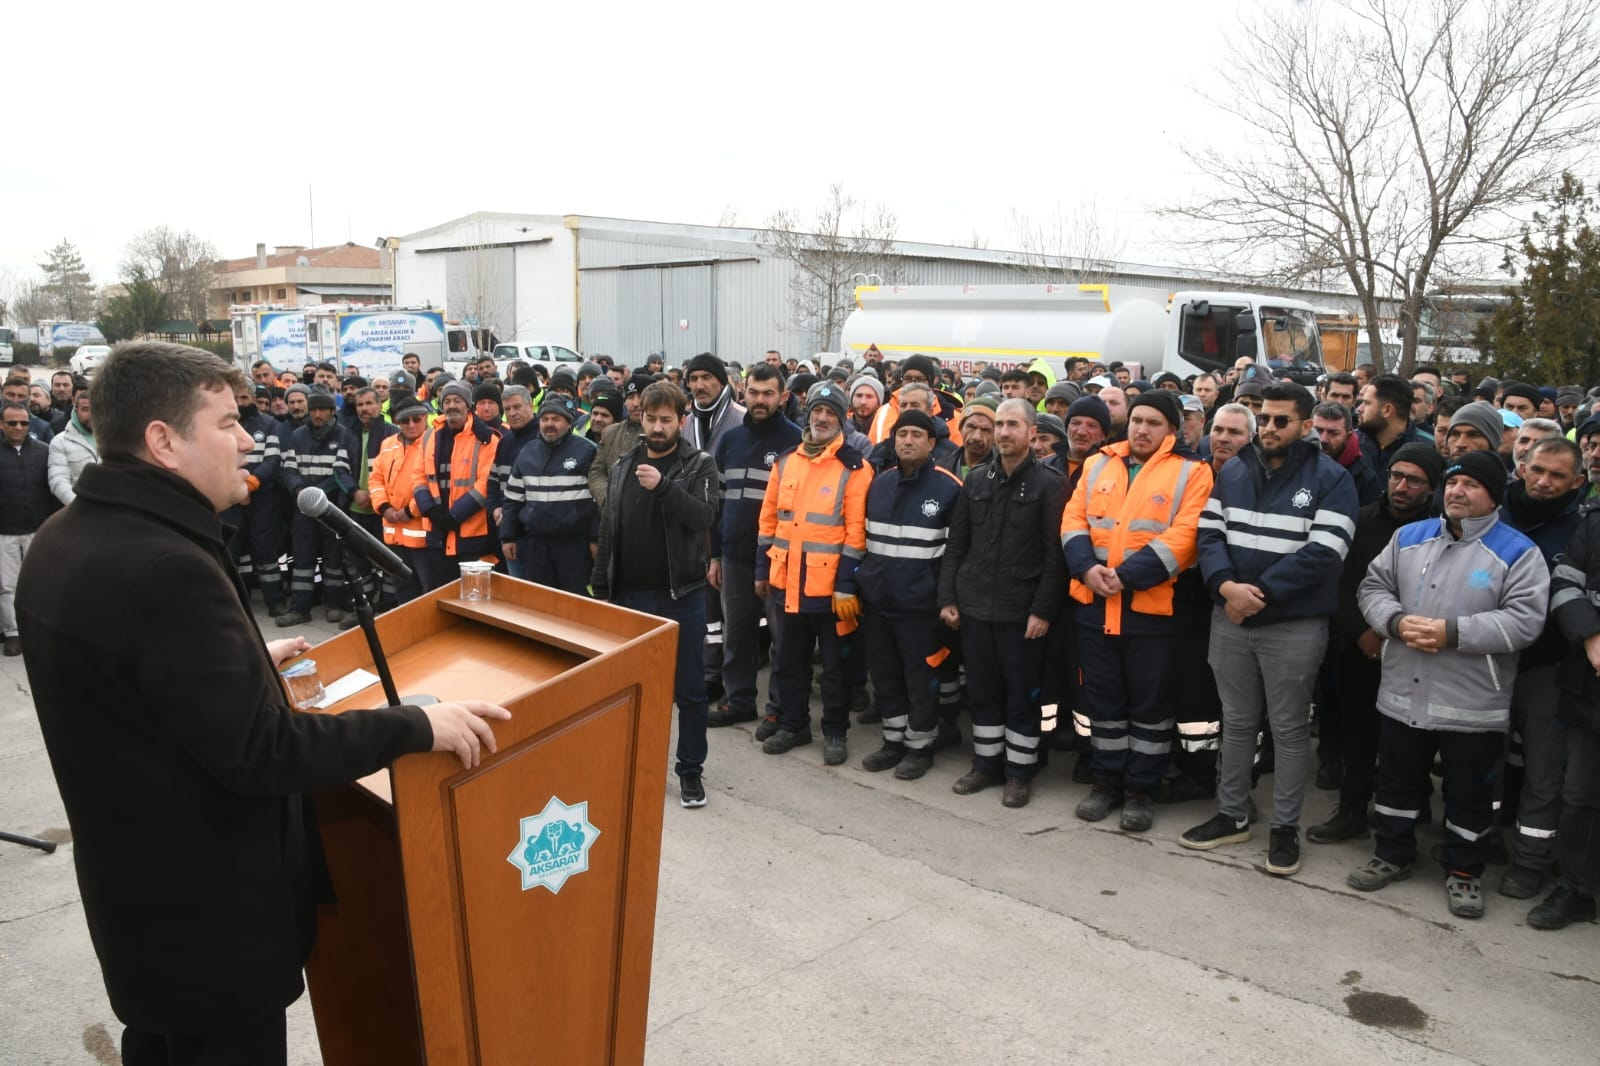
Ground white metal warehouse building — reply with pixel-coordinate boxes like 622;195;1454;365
394;211;1371;367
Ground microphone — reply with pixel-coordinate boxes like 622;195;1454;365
296;487;413;581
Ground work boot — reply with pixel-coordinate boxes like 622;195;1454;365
338;616;361;631
894;749;933;780
1307;806;1370;844
1527;884;1598;930
1346;857;1412;892
325;606;344;624
707;702;757;727
822;736;848;766
274;611;311;627
1120;791;1154;833
1315;757;1342;791
952;769;1002;795
1071;752;1095;785
3;635;20;657
1075;784;1124;823
762;728;813;755
754;714;780;742
861;745;905;773
1445;872;1484;919
1498;864;1544;900
1002;778;1031;809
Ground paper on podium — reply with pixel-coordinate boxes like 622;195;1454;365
314;668;381;709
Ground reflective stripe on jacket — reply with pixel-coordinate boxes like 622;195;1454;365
755;433;871;613
417;418;500;559
368;431;431;546
1061;435;1213;635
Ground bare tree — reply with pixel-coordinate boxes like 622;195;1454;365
0;268;55;328
1005;201;1126;282
1166;0;1600;374
446;220;514;345
122;226;218;324
755;183;901;352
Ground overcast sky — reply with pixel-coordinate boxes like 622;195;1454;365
4;0;1253;288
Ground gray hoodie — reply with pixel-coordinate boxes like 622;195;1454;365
1358;508;1549;733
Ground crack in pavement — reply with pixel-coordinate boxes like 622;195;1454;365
0;897;80;926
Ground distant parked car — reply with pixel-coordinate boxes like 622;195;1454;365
70;344;113;376
491;342;584;380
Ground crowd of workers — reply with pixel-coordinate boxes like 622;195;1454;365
4;343;1600;935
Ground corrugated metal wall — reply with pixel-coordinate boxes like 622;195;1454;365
572;227;1381;368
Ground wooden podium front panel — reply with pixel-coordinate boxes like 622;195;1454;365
390;603;677;1066
452;693;637;1062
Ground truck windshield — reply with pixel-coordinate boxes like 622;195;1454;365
0;328;15;344
1259;307;1322;371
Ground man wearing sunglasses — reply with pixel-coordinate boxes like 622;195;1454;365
1183;382;1359;878
0;401;54;656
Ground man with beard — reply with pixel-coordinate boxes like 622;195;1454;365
1324;373;1359;410
282;384;310;433
275;391;354;626
1308;443;1443;844
682;353;746;704
500;393;597;596
412;381;501;592
591;381;719;808
850;376;884;436
1184;383;1358;877
1356;375;1421;475
1442;402;1503;462
367;390;433;604
589;373;650;508
48;382;98;506
708;364;801;730
1314;402;1381;505
1497;437;1584;901
757;382;872;767
221;381;285;617
337;387;401;623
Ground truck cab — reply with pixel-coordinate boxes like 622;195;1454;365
1167;292;1324;386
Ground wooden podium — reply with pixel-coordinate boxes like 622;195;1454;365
290;575;679;1066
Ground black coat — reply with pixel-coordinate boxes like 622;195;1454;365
937;452;1067;623
15;457;432;1032
0;435;55;534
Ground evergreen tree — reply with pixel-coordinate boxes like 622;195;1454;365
38;239;96;320
1476;175;1600;386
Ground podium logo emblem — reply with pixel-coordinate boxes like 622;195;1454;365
507;796;600;894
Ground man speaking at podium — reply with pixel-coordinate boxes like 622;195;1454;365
14;342;510;1066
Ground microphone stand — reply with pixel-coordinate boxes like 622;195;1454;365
0;830;57;853
340;551;434;708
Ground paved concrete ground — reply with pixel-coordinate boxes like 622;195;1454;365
3;607;1597;1065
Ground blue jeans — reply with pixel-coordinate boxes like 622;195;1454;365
615;586;709;777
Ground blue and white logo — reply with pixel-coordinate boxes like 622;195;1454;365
507;796;600;894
